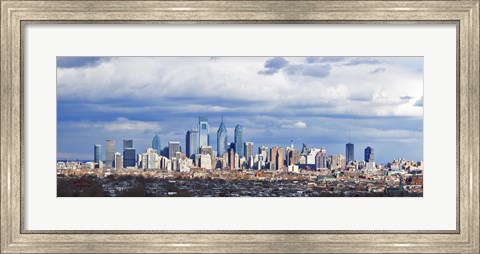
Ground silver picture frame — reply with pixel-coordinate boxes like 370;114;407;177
1;1;478;253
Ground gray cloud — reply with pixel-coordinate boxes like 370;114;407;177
284;64;331;78
345;57;382;66
258;57;289;75
370;67;386;74
348;93;373;102
414;96;424;107
57;56;106;69
305;57;346;63
400;95;413;100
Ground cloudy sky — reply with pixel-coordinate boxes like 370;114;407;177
57;56;423;163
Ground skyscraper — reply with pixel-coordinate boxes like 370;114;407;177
123;140;135;168
229;147;235;170
270;146;285;170
94;144;102;164
258;146;268;162
301;143;309;155
198;116;209;148
114;152;122;170
234;124;244;157
106;139;115;168
168;141;181;160
186;131;191;157
217;119;228;157
364;146;374;162
364;146;376;171
315;148;327;170
152;135;161;153
244;142;254;160
186;128;199;157
123;148;136;168
276;147;285;170
346;142;354;164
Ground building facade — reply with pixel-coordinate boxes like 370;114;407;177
198;116;209;148
186;128;199;158
365;146;374;162
123;148;136;168
234;124;244;157
244;142;254;161
217;120;228;157
114;152;122;169
168;141;181;160
315;148;327;170
346;142;354;164
94;144;101;163
152;135;161;153
105;139;115;168
270;146;285;170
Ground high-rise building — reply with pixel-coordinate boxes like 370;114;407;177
198;116;209;147
200;146;214;160
306;148;321;165
152;135;161;153
186;128;199;157
168;141;181;160
286;147;293;166
141;148;159;170
114;152;122;170
270;146;285;170
287;148;301;166
301;143;309;155
229;148;235;170
365;146;374;162
244;142;254;160
186;132;191;156
94;144;102;167
277;147;285;170
122;139;135;167
346;142;354;164
106;139;115;168
259;146;268;162
234;124;244;157
315;148;327;170
123;148;136;168
217;119;228;157
199;154;212;170
330;154;346;170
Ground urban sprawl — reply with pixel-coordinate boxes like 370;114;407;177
57;116;423;197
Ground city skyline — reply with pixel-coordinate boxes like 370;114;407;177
64;115;417;167
57;56;423;163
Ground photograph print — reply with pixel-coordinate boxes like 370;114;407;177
56;56;423;197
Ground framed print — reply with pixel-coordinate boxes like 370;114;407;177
1;0;479;253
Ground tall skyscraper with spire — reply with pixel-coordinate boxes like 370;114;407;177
198;116;209;148
216;117;228;157
152;134;160;153
346;142;354;164
234;124;244;157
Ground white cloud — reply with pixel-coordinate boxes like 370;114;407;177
68;118;163;133
281;121;308;129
